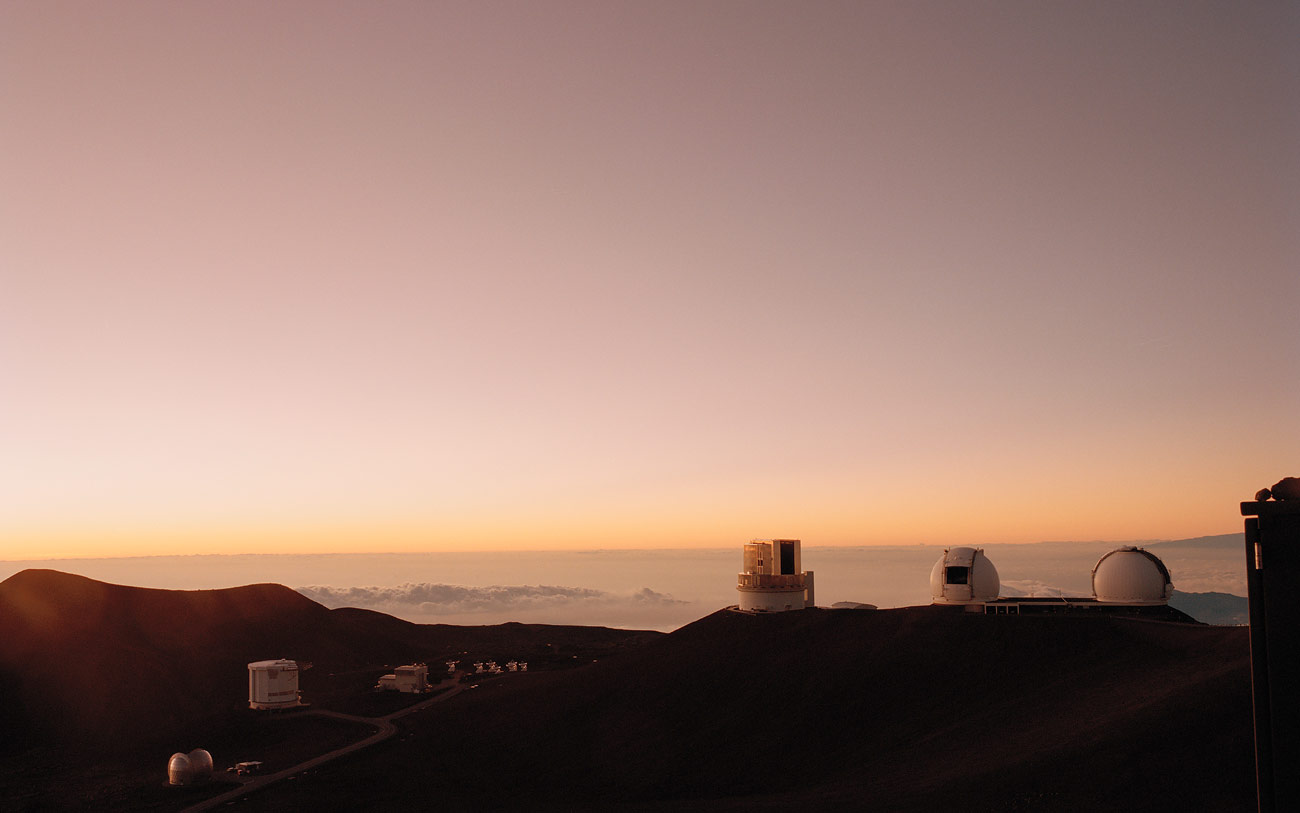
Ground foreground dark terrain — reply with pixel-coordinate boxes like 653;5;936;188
0;570;657;809
0;570;1254;811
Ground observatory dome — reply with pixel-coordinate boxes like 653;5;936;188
168;752;193;786
930;547;1000;604
1092;546;1172;604
187;749;213;780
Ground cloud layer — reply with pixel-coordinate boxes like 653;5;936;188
297;582;688;623
998;580;1072;598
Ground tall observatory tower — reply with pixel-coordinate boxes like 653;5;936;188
736;539;815;611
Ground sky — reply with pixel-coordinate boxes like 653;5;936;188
2;1;1297;560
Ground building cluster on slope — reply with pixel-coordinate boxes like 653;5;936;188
174;534;1192;788
473;660;527;674
734;539;1177;616
375;663;432;693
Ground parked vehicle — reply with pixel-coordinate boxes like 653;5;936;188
228;761;263;776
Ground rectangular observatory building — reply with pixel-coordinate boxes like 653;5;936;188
737;539;815;612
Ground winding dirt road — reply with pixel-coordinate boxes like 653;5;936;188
182;675;465;812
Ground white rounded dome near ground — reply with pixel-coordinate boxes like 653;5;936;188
930;547;1000;604
167;749;213;785
1092;547;1172;604
167;753;192;786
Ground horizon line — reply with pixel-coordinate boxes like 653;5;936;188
0;531;1244;564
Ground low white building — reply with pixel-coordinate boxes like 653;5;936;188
248;659;302;710
736;539;815;611
376;663;431;693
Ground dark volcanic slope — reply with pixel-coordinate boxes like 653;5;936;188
242;607;1254;812
0;569;658;750
1170;589;1249;626
0;569;333;748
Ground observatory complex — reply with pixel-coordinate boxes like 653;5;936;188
248;659;303;710
736;539;814;611
167;749;213;786
376;663;431;693
929;545;1181;617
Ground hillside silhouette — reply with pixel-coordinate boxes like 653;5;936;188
0;570;657;750
0;570;1255;810
240;606;1255;811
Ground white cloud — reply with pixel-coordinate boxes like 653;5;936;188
999;580;1072;598
296;582;691;628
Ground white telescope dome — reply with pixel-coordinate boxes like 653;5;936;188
168;752;193;786
1092;546;1172;604
930;547;1000;604
187;749;213;780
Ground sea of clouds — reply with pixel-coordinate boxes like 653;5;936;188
296;582;687;628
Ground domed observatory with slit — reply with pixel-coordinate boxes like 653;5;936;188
1091;546;1173;604
930;547;1000;604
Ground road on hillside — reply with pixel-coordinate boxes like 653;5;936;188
181;674;467;812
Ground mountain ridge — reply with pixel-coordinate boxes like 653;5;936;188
0;569;1256;810
239;605;1253;810
0;569;658;751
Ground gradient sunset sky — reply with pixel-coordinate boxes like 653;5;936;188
3;1;1297;560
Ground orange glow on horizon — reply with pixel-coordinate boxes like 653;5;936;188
1;481;1247;562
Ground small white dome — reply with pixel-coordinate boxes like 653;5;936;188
1092;547;1172;604
930;547;1000;604
168;753;193;786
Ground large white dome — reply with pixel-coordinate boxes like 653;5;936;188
930;547;1000;604
1092;547;1172;604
